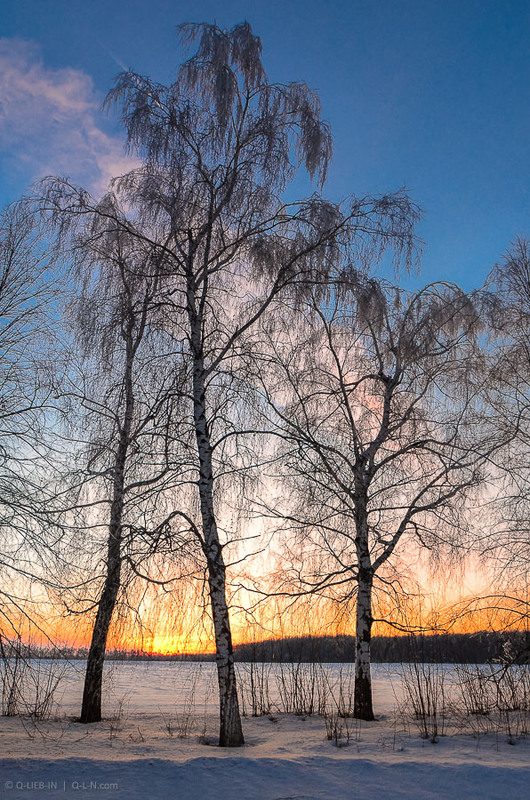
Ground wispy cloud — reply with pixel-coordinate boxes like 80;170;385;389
0;39;137;197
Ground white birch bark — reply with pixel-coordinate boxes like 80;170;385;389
188;284;244;747
354;487;376;721
81;305;140;723
354;568;375;720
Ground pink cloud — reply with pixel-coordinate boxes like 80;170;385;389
0;39;137;196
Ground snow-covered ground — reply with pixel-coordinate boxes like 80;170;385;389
1;662;529;799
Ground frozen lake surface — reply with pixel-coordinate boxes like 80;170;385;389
27;659;400;716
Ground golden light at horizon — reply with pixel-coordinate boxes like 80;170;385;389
12;575;528;656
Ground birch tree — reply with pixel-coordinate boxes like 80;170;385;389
100;22;419;746
40;199;189;723
43;21;419;744
258;279;493;719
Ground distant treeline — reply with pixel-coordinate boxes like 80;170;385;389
3;631;529;663
233;631;530;664
0;645;215;662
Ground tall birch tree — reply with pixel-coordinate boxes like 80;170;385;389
258;279;493;719
44;21;419;745
40;199;185;723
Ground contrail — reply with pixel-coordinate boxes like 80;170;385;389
97;39;128;72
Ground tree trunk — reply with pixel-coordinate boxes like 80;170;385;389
208;555;245;747
188;291;244;746
194;402;245;746
80;317;136;723
354;568;375;720
80;528;121;723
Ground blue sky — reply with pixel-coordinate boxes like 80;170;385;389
1;0;529;288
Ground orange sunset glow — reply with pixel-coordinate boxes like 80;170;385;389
20;554;528;658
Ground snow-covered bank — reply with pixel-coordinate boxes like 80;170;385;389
2;662;529;799
2;754;529;800
1;712;529;800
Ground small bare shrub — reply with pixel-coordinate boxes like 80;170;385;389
321;663;355;718
239;661;273;716
108;695;129;743
490;661;530;742
451;658;530;742
173;666;201;738
324;710;351;747
0;638;66;720
159;663;214;741
453;664;495;737
0;636;25;716
400;661;447;743
276;661;327;716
